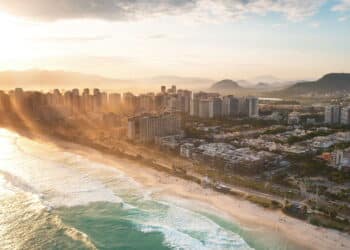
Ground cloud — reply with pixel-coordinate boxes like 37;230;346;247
0;0;326;22
338;15;349;21
0;0;198;21
332;0;350;12
215;0;327;21
309;21;320;28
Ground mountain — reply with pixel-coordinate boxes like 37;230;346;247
0;70;131;91
0;70;213;92
274;73;350;96
255;82;270;89
236;80;253;87
210;79;241;91
250;75;282;84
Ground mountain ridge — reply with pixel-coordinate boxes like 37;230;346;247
273;73;350;96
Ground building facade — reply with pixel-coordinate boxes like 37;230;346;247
341;106;350;125
199;99;210;119
209;97;222;118
325;105;341;124
128;113;181;142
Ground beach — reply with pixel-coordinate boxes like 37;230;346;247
1;127;349;250
49;136;350;250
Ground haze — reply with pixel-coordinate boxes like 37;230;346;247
0;0;349;83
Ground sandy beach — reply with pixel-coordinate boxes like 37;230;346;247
36;136;349;250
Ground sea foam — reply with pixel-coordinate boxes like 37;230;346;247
0;130;254;250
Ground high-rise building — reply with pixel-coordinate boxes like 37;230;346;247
341;106;350;125
123;92;136;111
82;88;92;112
190;98;200;117
101;92;108;110
64;91;73;113
199;99;210;119
177;89;192;114
83;88;90;96
325;105;341;124
191;92;219;117
93;88;102;112
71;88;80;112
109;93;121;112
222;95;239;117
209;97;222;118
72;88;79;96
161;86;166;94
52;89;63;106
128;113;181;142
139;93;154;112
155;93;167;111
0;91;10;112
245;97;259;118
167;95;178;112
14;88;23;98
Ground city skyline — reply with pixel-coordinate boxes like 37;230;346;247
1;2;350;249
0;0;349;82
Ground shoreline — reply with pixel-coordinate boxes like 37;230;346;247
27;132;350;250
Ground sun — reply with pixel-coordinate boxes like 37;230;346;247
0;12;34;64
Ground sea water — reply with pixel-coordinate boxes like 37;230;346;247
0;129;300;250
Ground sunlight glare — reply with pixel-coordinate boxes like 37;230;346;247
0;12;34;62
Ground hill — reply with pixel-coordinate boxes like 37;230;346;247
255;82;270;89
210;79;241;91
273;73;350;97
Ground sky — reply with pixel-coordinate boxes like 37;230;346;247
0;0;349;81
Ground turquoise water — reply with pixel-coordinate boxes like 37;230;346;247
0;129;299;250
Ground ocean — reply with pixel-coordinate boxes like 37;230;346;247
0;128;298;250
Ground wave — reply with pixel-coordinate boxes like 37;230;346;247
0;130;254;250
50;214;98;250
134;201;253;250
0;175;98;250
0;141;125;208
